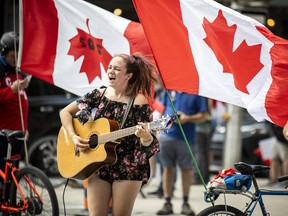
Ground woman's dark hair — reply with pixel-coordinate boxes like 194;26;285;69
114;53;158;100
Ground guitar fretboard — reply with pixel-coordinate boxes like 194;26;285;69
98;125;148;143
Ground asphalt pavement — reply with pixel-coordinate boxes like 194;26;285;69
52;168;288;216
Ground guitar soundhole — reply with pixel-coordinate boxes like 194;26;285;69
89;134;98;149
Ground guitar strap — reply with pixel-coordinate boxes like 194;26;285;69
120;97;135;129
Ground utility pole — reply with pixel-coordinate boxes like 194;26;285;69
223;104;243;168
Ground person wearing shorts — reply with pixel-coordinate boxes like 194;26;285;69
59;53;159;216
156;91;207;216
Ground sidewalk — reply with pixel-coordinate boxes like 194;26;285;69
55;172;288;216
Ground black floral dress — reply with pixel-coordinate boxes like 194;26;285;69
75;88;159;184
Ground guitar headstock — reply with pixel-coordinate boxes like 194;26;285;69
149;114;175;132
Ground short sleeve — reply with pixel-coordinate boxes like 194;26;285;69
75;89;102;124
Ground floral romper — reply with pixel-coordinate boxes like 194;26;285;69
76;88;159;184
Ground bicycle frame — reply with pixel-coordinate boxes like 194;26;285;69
209;179;288;216
0;159;43;213
243;188;288;216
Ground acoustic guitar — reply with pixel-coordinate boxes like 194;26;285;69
57;116;174;180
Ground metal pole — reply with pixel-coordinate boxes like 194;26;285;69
223;104;242;168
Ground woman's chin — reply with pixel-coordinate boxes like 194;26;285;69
108;80;115;85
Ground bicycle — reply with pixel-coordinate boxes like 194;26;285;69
198;162;288;216
0;129;59;215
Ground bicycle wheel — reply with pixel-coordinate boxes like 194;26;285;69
197;205;245;216
9;166;59;215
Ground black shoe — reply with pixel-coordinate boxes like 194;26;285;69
157;203;173;215
181;203;195;215
147;188;163;198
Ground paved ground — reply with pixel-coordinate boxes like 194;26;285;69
53;169;288;216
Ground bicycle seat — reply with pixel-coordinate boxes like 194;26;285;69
0;129;25;140
234;162;270;175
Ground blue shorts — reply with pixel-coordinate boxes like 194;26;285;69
159;134;194;169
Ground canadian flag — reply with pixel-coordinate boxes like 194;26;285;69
133;0;288;127
19;0;152;96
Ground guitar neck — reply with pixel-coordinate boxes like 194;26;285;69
93;115;172;144
98;125;139;143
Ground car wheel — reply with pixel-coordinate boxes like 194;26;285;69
28;135;59;176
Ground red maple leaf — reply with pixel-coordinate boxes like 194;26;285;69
203;10;264;94
68;19;112;83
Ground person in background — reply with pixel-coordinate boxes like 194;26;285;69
59;53;159;216
156;91;207;216
0;31;29;170
268;122;288;184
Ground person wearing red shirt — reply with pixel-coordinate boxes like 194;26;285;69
0;31;29;169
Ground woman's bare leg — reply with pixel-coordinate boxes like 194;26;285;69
111;180;142;216
87;174;111;216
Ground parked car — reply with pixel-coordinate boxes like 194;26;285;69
26;77;78;176
210;107;272;176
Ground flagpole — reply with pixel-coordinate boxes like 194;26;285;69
223;104;242;168
14;0;29;166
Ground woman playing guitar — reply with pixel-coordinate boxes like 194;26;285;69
59;53;159;216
